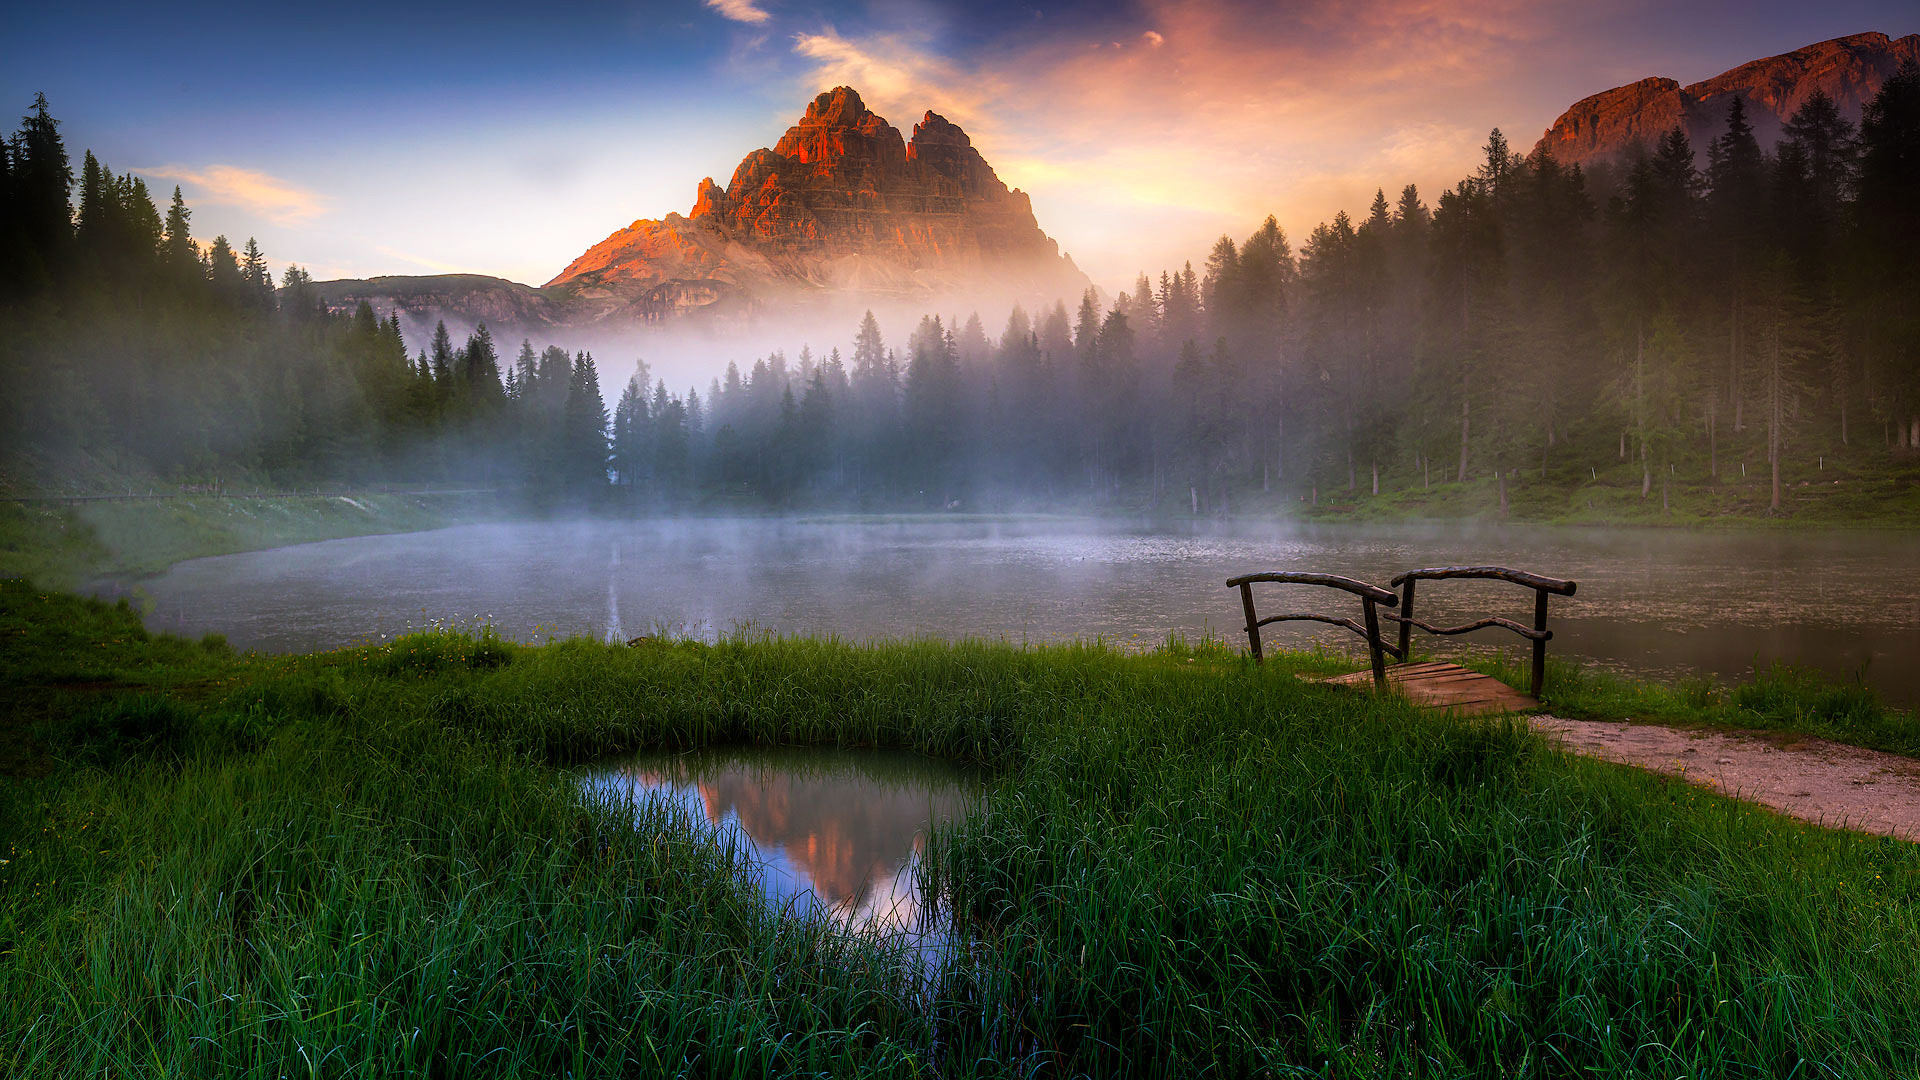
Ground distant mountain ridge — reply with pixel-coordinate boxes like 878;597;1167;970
311;274;562;328
1535;31;1920;166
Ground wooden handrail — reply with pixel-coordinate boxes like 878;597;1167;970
1253;612;1408;658
1388;565;1577;596
1225;571;1399;605
1226;573;1398;689
1382;614;1550;642
1387;565;1577;698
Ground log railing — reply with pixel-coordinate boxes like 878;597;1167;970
1386;566;1578;698
1225;572;1401;689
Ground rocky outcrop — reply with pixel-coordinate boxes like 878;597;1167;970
312;274;564;327
1536;31;1920;167
546;87;1087;318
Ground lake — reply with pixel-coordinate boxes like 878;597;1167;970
137;517;1920;705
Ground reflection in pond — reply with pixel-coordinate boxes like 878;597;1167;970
582;746;978;961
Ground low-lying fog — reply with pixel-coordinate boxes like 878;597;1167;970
136;517;1920;706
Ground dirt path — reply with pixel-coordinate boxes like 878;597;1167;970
1531;715;1920;842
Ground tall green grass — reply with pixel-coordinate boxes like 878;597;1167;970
4;583;1919;1076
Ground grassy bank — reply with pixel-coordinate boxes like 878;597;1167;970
4;582;1919;1077
0;490;503;589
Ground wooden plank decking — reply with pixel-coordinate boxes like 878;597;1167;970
1323;661;1539;716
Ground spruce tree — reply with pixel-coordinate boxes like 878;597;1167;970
611;374;649;492
241;238;273;306
563;350;609;490
9;92;73;285
428;321;455;397
206;235;244;303
162;186;197;285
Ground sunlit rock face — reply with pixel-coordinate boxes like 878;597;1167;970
1536;32;1920;168
546;86;1088;318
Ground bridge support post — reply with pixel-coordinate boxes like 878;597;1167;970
1238;582;1264;664
1397;578;1416;662
1362;597;1387;691
1531;590;1550;699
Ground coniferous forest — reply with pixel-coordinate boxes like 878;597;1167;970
4;72;1918;518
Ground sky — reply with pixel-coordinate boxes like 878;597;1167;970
6;0;1914;293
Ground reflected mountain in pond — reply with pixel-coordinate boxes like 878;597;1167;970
583;746;978;941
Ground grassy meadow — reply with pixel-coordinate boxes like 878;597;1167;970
4;580;1920;1078
0;490;502;591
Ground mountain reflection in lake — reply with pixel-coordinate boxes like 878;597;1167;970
582;747;978;953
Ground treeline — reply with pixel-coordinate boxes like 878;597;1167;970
606;66;1917;513
6;71;1919;514
0;94;611;491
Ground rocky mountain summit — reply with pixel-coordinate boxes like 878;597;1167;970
1535;31;1920;167
545;86;1087;320
315;87;1087;337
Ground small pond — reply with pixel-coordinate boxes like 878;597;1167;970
581;746;980;963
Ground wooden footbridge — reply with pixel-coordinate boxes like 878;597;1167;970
1226;566;1578;717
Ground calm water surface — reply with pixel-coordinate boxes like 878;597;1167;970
581;746;977;960
138;518;1920;704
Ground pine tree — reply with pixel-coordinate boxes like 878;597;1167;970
8;92;73;287
611;374;649;492
1707;95;1768;434
651;381;688;497
563;350;609;491
1073;288;1101;363
75;150;107;271
851;310;885;380
428;321;455;398
241;238;273;307
205;235;243;303
162;186;197;285
278;264;316;319
1855;60;1920;449
460;324;503;404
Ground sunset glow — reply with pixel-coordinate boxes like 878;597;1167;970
12;0;1912;290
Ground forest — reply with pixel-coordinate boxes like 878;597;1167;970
2;67;1917;516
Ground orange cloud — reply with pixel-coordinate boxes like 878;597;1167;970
706;0;771;25
141;164;331;226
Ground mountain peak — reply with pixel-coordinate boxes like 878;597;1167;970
802;86;873;125
1536;31;1920;167
544;86;1085;317
772;86;905;166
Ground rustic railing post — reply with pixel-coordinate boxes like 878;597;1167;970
1361;596;1387;690
1397;578;1416;663
1238;581;1264;664
1531;589;1550;699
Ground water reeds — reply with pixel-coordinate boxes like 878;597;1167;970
4;580;1919;1076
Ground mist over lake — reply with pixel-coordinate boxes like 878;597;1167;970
139;517;1920;705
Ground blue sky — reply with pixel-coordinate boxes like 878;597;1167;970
7;0;1914;290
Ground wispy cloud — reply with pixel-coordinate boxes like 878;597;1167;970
141;164;331;225
791;29;996;129
706;0;771;25
783;0;1576;281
